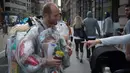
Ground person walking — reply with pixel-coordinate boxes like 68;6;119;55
119;4;130;54
16;3;71;73
73;16;86;63
124;4;130;34
102;12;114;37
3;15;8;37
83;11;101;59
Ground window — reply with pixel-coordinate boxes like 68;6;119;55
5;0;10;2
10;0;15;3
23;3;26;6
5;7;10;11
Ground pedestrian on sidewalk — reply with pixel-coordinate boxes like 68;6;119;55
119;4;130;54
83;11;101;59
3;15;8;37
124;4;130;35
16;3;71;73
73;16;86;63
102;12;114;37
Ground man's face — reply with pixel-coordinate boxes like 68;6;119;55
125;7;130;18
47;6;60;27
57;14;61;21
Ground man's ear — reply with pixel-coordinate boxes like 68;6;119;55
44;13;48;17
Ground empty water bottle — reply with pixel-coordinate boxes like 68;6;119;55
103;67;111;73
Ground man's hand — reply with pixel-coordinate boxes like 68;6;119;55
66;45;72;56
46;58;61;67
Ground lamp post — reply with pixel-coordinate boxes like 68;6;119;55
98;0;100;20
101;0;103;20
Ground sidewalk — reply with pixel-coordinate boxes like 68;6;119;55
0;27;11;58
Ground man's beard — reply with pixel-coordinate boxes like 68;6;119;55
127;14;130;19
48;20;57;27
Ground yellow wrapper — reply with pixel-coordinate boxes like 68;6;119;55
56;51;64;57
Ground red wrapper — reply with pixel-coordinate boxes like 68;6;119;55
24;56;39;66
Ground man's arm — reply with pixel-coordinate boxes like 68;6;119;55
102;20;106;34
104;19;109;34
127;21;130;34
82;19;87;35
95;21;101;36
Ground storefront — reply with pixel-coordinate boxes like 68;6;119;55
94;0;119;22
0;0;4;25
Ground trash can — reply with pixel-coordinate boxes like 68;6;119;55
90;45;126;73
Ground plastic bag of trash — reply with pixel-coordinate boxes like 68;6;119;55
39;27;65;73
15;26;69;73
7;17;40;73
56;21;69;39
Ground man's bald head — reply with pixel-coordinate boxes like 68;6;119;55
42;2;58;16
42;2;60;27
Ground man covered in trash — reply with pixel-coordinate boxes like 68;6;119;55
16;3;72;73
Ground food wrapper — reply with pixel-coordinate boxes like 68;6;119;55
54;51;64;60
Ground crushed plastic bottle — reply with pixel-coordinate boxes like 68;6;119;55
103;67;111;73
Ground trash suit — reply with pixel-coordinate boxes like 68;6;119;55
14;17;69;73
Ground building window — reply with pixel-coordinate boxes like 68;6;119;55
5;7;10;11
5;0;10;2
10;0;15;3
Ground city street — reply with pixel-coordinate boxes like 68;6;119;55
0;0;130;73
0;52;91;73
0;29;91;73
65;47;91;73
0;29;8;73
0;50;91;73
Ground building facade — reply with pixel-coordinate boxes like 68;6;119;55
61;0;89;24
1;0;40;18
92;0;119;22
39;0;45;15
52;0;61;11
0;0;4;11
0;0;4;23
92;0;130;27
4;0;28;16
31;0;40;15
